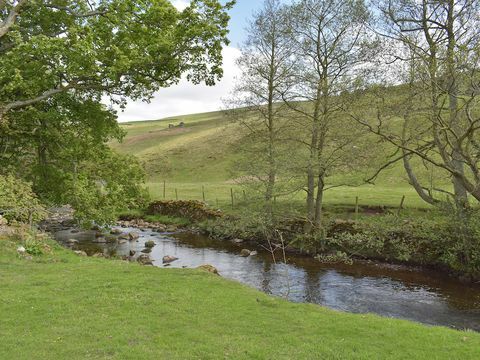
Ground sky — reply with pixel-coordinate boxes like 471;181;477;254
117;1;262;122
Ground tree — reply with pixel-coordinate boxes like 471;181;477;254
0;0;234;123
0;94;147;225
228;0;293;217
358;0;480;208
284;0;370;231
0;0;236;223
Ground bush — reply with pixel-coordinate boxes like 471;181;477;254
147;200;222;222
0;174;46;223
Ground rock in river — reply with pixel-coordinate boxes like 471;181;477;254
145;240;155;248
128;232;140;241
162;255;178;264
240;249;251;257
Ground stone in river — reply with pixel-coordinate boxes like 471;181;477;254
240;249;251;257
128;232;140;241
162;255;178;264
145;240;155;248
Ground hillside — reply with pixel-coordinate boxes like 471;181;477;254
112;105;448;210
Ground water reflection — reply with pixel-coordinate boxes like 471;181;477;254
55;228;480;331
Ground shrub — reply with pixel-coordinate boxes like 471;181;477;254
0;174;46;223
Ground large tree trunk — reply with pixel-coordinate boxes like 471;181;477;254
305;98;321;233
265;33;277;219
403;154;439;206
314;173;324;229
446;0;469;209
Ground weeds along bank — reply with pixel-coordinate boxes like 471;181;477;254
198;208;480;283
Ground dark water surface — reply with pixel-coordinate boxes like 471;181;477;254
55;228;480;331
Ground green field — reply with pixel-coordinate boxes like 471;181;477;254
1;234;479;359
113;109;447;211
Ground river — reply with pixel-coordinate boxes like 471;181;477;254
54;227;480;331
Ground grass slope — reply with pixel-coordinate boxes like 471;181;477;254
1;235;479;359
113;107;451;210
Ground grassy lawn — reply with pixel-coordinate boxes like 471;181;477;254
147;181;433;210
1;234;479;359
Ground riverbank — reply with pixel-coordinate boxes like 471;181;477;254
1;231;480;359
196;209;480;283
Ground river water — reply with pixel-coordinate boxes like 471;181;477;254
55;227;480;331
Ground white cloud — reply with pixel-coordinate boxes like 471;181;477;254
117;46;241;122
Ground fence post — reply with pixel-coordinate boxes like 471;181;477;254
230;188;234;209
243;190;246;202
398;195;406;216
175;188;178;201
163;180;166;199
355;196;359;220
202;185;206;202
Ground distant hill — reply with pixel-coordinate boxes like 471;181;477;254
112;99;449;209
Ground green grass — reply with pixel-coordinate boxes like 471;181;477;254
113;102;452;212
1;234;479;359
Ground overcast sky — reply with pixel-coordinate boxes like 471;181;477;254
117;1;262;122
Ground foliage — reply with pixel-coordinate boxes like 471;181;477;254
325;212;480;278
0;0;235;224
315;251;353;265
0;0;234;118
68;151;150;226
0;174;46;223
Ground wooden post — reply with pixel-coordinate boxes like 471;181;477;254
163;180;166;199
398;195;406;216
216;198;219;208
355;196;359;220
202;185;206;202
243;190;246;202
175;189;178;201
230;188;234;209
